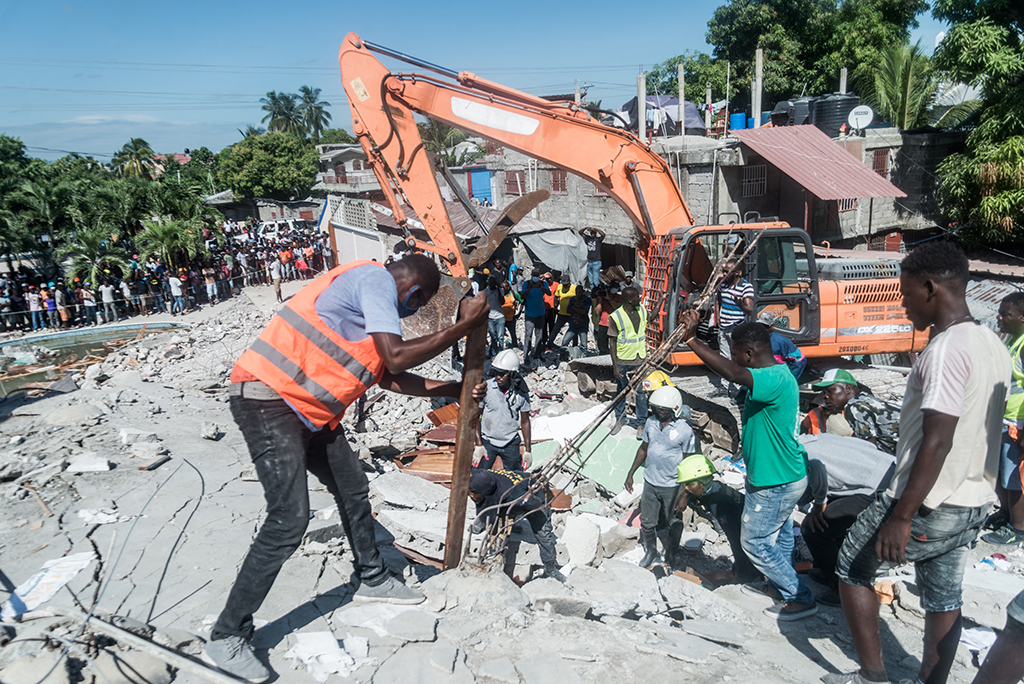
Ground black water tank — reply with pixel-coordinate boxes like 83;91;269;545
812;93;860;138
769;97;817;127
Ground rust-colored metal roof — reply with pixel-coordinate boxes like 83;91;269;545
732;126;907;200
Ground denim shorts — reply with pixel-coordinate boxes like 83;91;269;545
836;492;988;612
1008;589;1024;624
999;428;1022;490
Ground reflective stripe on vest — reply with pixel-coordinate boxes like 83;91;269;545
610;306;647;360
1006;333;1024;419
234;260;386;428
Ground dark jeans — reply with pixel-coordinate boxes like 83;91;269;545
504;320;519;349
211;395;387;641
509;507;557;564
549;314;571;346
613;367;648;422
693;481;759;583
801;493;873;586
596;326;609;355
478;434;524;472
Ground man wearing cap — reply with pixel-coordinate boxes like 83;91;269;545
813;369;901;456
757;311;807;380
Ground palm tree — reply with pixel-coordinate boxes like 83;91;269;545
297;86;332;144
855;41;935;131
55;214;130;287
416;119;482;166
135;218;208;271
113;138;156;179
260;92;305;137
89;177;153;235
237;124;266;140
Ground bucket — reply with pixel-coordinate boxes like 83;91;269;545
729;113;746;130
747;117;755;129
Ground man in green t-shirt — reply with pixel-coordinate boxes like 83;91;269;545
679;312;816;621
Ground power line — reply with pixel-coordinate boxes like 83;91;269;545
24;146;115;157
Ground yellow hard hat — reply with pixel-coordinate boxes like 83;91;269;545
677;455;716;484
643;370;675;392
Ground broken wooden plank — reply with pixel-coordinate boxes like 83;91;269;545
426;402;460;427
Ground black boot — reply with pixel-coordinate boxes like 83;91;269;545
664;524;684;569
543;562;567;583
640;529;660;568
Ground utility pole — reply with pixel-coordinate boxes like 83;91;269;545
637;72;647;143
705;83;712;130
678;62;685;135
839;67;848;94
725;62;731;135
574;80;581;105
754;48;763;128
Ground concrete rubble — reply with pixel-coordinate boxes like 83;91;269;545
0;286;1020;684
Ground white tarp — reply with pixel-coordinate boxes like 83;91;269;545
1;552;95;620
518;229;588;284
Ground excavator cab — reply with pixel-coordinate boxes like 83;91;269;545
651;224;820;352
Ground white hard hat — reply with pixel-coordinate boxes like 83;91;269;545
491;349;521;373
649;386;684;418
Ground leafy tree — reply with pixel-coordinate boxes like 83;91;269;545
89;177;153;235
237;125;266;139
320;128;357;144
933;0;1024;245
217;132;318;199
416;120;483;166
135;219;208;271
646;51;736;103
297;86;332;144
260;91;305;137
55;214;130;287
113;138;156;179
854;41;935;130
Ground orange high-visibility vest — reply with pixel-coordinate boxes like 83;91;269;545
802;407;827;435
233;260;386;429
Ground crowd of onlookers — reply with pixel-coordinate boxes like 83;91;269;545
0;225;335;334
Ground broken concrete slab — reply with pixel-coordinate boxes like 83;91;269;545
436;615;493;643
119;428;158;445
478;656;520;684
562;516;601;567
370;470;450;511
130;442;167;460
515;651;582;684
678;618;754;647
421;568;529;614
66;452;112;473
200;421;220;440
522;577;591;618
599;524;640;559
385;609;437;642
657;574;751;624
636;626;723;663
430;640;458;674
373;642;475;684
91;649;173;684
43;403;103;426
0;650;70;684
567;560;665;618
334;604;426;637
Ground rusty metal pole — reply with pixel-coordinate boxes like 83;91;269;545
444;323;486;570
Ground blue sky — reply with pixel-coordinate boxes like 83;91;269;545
0;0;948;162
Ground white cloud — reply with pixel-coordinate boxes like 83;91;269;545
62;113;165;125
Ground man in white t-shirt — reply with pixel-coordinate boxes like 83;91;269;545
828;242;1011;684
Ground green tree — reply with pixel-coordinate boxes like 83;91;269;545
218;132;318;199
933;0;1024;245
113;138;156;179
855;41;935;130
416;120;483;166
647;51;735;103
320;128;357;144
55;214;130;287
260;91;305;137
297;85;332;144
89;177;153;235
237;125;267;139
134;219;208;271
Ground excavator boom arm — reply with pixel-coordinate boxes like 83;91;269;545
339;32;693;270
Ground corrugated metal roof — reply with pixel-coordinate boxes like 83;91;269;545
966;279;1024;332
732;126;907;200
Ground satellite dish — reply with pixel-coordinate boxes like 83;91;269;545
848;105;874;130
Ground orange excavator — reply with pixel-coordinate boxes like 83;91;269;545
338;33;926;365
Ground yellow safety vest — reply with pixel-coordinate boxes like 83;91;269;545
610;305;647;361
1006;333;1024;420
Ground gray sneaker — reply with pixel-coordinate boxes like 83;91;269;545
201;635;270;683
353;575;425;604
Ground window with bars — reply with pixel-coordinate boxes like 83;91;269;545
550;169;567;194
838;198;857;212
872;149;891;178
592;182;609;196
505;170;525;196
742;164;767;197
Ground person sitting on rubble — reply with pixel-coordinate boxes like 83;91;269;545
624;386;701;569
674;454;760;584
796;435;896;606
473;349;532;473
812;368;901;455
468;468;566;583
201;254;488;683
757;311;807;381
677;313;818;621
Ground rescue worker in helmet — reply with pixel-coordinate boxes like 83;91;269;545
473;349;532;472
624;386;701;568
674;455;760;584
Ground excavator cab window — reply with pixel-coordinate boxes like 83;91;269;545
750;231;819;344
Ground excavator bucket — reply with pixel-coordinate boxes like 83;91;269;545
402;189;551;339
